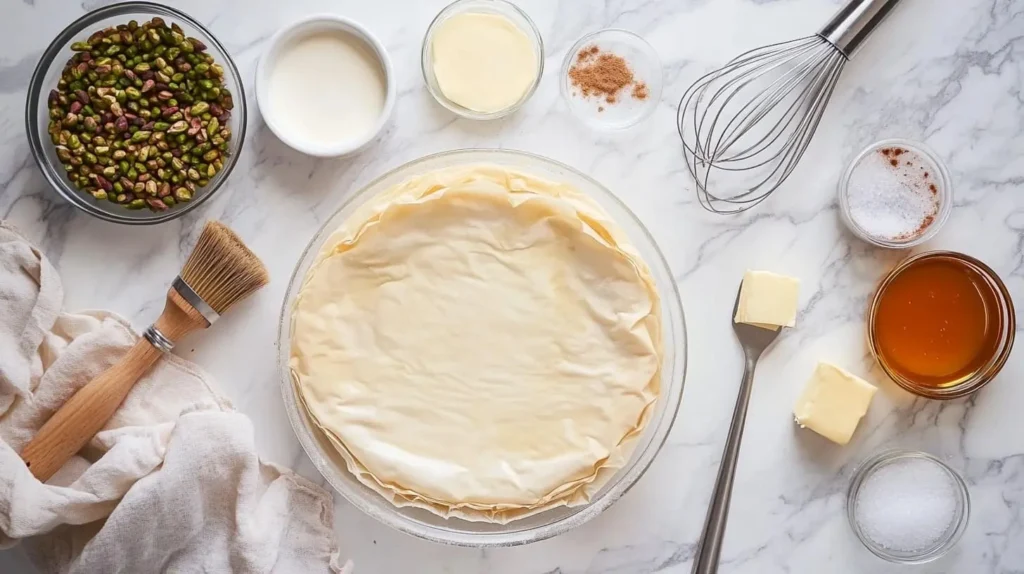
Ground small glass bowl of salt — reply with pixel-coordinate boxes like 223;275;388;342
838;139;953;248
848;450;970;564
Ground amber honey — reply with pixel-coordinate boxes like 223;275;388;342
869;252;1015;398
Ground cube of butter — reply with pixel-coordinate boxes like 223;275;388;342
794;362;877;445
734;270;800;329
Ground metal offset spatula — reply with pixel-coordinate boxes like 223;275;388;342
691;285;782;574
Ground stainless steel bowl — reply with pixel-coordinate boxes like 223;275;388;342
25;2;246;225
277;149;687;547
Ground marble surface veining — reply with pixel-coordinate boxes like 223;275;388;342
2;0;1023;572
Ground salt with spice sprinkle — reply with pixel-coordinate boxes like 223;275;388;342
846;146;941;241
854;456;959;552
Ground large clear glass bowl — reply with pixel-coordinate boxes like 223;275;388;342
25;1;246;225
277;149;686;547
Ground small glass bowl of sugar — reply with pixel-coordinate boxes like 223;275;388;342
838;139;952;249
848;450;970;564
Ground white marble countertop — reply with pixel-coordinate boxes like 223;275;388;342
3;0;1023;572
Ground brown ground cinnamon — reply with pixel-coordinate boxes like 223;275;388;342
568;46;648;107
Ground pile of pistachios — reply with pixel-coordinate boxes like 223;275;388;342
46;16;234;212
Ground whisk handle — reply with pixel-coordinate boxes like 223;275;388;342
818;0;904;58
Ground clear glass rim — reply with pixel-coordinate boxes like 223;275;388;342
867;250;1016;399
276;148;687;547
24;1;248;225
838;138;952;248
420;0;544;120
847;449;970;564
558;28;663;131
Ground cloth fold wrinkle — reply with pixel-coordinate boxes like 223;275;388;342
0;221;348;574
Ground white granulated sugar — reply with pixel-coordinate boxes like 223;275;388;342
847;148;940;241
854;457;959;552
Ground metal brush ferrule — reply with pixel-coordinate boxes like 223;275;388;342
817;0;904;58
172;276;220;324
143;325;175;353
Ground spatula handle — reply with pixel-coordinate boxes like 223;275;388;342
20;338;163;482
691;356;758;574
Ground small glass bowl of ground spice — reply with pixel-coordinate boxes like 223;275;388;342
560;29;662;130
838;139;952;248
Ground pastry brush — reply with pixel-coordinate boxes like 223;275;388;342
21;221;269;482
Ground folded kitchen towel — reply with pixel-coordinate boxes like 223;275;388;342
0;221;350;574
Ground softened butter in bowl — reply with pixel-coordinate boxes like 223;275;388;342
257;15;395;157
422;0;543;119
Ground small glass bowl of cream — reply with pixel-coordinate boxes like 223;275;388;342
848;450;970;563
257;15;395;157
421;0;543;120
838;139;952;248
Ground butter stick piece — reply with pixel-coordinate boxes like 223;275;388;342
734;270;800;329
793;362;877;445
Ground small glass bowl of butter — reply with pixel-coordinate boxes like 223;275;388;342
421;0;544;120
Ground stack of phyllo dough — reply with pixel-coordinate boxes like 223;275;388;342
289;165;662;523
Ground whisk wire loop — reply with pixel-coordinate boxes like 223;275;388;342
681;37;820;160
708;40;827;160
677;34;848;214
713;42;834;163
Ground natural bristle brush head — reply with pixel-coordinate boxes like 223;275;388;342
180;221;269;315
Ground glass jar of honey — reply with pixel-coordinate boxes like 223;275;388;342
868;251;1015;399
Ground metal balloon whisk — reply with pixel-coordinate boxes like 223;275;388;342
677;0;904;214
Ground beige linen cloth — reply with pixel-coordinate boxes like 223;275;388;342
0;221;350;573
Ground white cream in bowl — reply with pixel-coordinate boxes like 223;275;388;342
257;16;394;157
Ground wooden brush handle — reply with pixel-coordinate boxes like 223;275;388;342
21;340;162;481
21;288;208;482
